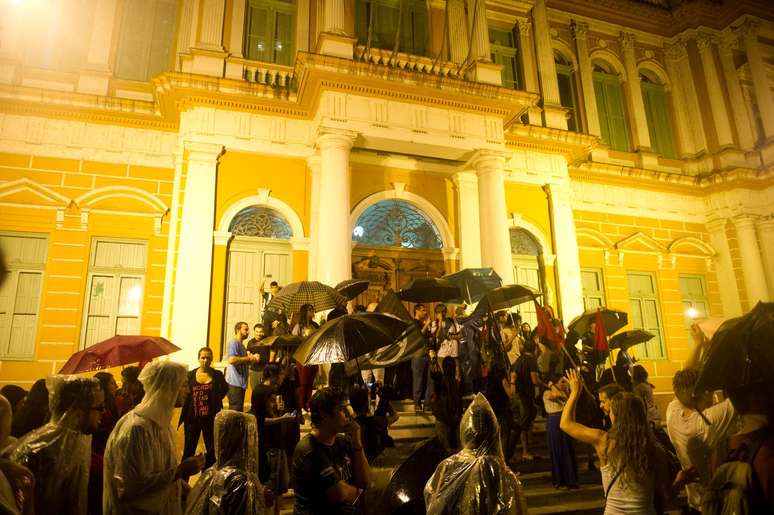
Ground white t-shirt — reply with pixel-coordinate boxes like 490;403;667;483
665;398;737;509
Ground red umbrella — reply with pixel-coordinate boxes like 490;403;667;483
59;335;180;374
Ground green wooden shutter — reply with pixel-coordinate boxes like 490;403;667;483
355;0;369;45
410;3;428;56
604;79;630;152
557;67;578;131
627;273;665;359
642;81;676;158
490;28;518;90
147;0;177;79
593;74;612;146
274;11;295;65
245;3;269;61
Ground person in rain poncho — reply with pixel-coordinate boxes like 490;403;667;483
185;410;267;515
424;393;528;515
103;360;205;515
8;376;104;515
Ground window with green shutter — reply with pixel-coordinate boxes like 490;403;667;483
555;53;580;132
593;64;630;152
640;74;677;158
245;0;297;65
115;0;178;81
490;27;520;90
627;272;666;359
355;0;428;56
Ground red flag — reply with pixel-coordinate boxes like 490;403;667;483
534;301;565;353
594;309;608;351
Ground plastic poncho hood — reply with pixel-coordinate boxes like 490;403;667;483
185;411;265;515
424;394;527;515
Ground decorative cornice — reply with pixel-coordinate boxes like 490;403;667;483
505;124;599;164
695;32;717;52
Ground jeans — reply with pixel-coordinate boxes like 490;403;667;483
411;355;429;406
227;385;246;412
183;417;216;469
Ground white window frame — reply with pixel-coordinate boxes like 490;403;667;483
580;267;606;310
679;274;708;341
0;232;48;360
627;271;666;360
80;238;148;350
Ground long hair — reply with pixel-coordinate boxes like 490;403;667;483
606;392;655;484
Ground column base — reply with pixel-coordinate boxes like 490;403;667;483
527;107;542;126
316;33;356;59
636;149;659;170
180;48;229;77
716;146;752;169
543;103;569;130
465;61;503;86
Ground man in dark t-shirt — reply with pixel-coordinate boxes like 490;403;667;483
512;339;541;460
246;324;270;389
292;387;370;515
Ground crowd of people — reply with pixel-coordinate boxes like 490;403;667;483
0;275;771;515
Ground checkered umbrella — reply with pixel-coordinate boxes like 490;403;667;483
265;280;347;315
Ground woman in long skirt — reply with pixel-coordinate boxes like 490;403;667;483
543;373;578;489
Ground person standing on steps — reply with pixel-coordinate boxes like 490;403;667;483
226;322;260;412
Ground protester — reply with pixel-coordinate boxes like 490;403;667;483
292;387;370;514
542;372;578;490
103;360;205;514
180;347;228;472
0;393;34;515
512;339;543;461
291;304;319;413
424;394;527;515
246;324;270;389
411;303;433;412
484;362;517;463
350;386;392;461
226;321;259;412
0;386;26;417
598;383;625;428
536;337;561;386
632;365;660;428
9;376;103;515
115;366;144;416
10;379;49;438
185;411;266;515
456;308;484;395
500;311;522;367
260;278;282;328
326;307;350;393
90;372;121;515
431;305;461;378
276;354;302;465
430;356;463;454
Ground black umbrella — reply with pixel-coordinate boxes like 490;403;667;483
695;301;774;392
335;279;370;300
258;334;303;350
442;268;503;305
265;280;347;315
293;313;409;365
472;284;538;316
568;308;628;337
609;329;654;350
397;277;461;303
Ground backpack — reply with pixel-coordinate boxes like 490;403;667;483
700;429;770;515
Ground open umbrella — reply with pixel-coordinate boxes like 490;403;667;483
293;313;409;365
695;301;774;392
265;280;347;315
472;284;538;316
59;335;180;374
609;329;654;350
568;308;628;337
258;334;303;351
442;268;502;304
397;278;461;303
335;279;370;300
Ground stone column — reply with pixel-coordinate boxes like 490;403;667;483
472;152;513;283
572;21;600;136
756;218;774;300
532;0;567;129
448;0;469;65
705;218;743;317
518;20;542;125
664;39;707;155
307;156;322;280
170;142;224;361
620;33;652;150
453;172;482;269
466;0;490;62
733;215;771;304
545;183;584;323
696;33;735;149
739;21;774;140
77;0;118;95
229;0;247;57
315;129;356;286
323;0;347;35
718;33;757;150
195;0;227;51
664;42;695;157
176;0;196;57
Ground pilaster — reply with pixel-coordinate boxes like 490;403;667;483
620;32;651;151
533;0;566;129
518;21;542;125
228;0;247;58
307;156;321;280
448;0;469;65
733;214;771;304
572;21;600;136
696;33;735;149
664;39;707;155
756;218;774;301
466;0;491;62
739;21;774;140
705;218;743;317
453;172;482;269
545;183;584;323
718;33;756;151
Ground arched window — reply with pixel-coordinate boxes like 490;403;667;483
229;207;293;239
115;0;178;81
353;200;442;249
555;51;580;132
640;71;676;158
592;61;630;152
354;0;428;56
245;0;297;65
510;228;544;327
510;228;541;256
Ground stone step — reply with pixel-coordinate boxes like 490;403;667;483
525;484;603;508
516;469;602;489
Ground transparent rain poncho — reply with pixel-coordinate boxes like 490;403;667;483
424;394;528;515
185;411;265;515
103;360;188;515
8;375;100;515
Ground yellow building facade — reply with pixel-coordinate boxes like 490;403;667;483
1;0;773;407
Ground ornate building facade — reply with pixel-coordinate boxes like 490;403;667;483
1;0;772;402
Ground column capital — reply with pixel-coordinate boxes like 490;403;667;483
733;213;759;229
213;230;233;246
736;19;760;42
695;32;717;53
468;149;510;174
664;39;687;61
756;217;774;232
315;128;357;150
619;32;636;53
452;170;478;188
718;31;738;54
544;182;573;203
705;218;728;234
571;21;588;41
185;141;225;163
518;19;532;37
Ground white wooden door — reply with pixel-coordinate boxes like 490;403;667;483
513;257;541;328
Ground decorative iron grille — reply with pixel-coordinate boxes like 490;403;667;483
510;228;541;256
229;206;293;239
353;200;443;249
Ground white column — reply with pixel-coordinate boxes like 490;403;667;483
170;142;224;360
664;42;695;157
448;0;469;64
323;0;347;35
718;33;756;150
666;39;707;154
229;0;247;57
307;156;321;280
620;33;652;150
77;0;119;95
572;21;600;136
756;219;774;300
195;0;226;51
733;215;771;304
453;172;482;269
705;218;743;317
739;21;774;140
472;152;513;284
465;0;490;62
315;130;356;286
696;33;735;149
518;20;542;125
532;0;566;129
545;183;584;323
